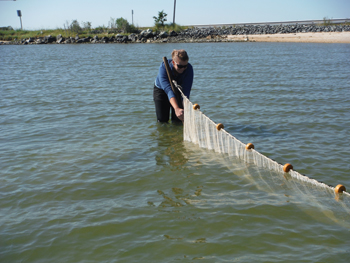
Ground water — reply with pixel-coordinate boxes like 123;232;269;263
1;42;350;262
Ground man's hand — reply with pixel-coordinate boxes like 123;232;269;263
175;108;184;122
170;97;184;122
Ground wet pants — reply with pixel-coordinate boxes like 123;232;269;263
153;85;181;122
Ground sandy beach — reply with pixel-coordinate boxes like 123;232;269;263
227;32;350;43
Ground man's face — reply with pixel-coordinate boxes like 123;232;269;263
172;57;188;74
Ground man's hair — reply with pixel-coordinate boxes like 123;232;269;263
171;49;189;62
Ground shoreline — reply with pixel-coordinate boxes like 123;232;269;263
227;32;350;43
1;31;350;45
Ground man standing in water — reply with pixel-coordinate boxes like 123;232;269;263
153;49;194;122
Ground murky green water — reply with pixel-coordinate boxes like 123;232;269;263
1;42;350;262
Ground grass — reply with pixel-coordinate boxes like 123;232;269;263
320;17;350;26
0;23;189;41
1;29;59;41
322;17;332;26
163;23;186;33
139;23;186;33
0;28;118;41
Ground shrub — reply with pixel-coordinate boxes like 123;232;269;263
70;20;82;34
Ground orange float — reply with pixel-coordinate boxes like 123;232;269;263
216;123;224;131
245;143;254;150
334;184;346;194
283;163;293;173
193;104;200;110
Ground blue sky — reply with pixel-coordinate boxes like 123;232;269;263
0;0;349;30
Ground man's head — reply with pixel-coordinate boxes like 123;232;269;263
171;49;189;73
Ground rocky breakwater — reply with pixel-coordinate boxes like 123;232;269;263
169;24;350;43
3;24;350;45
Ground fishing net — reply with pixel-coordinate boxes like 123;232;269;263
175;82;350;228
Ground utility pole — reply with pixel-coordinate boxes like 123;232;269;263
17;10;23;30
173;0;176;25
132;10;134;25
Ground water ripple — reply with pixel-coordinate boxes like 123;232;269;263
1;43;350;262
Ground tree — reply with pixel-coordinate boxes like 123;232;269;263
153;10;167;27
82;21;92;32
63;20;70;37
116;17;130;33
70;20;82;33
109;17;116;29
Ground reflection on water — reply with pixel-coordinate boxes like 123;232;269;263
152;123;189;168
152;123;204;212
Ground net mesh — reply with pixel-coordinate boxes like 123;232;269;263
177;82;350;227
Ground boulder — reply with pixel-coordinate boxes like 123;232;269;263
57;38;65;44
128;33;138;42
140;29;153;38
36;38;45;44
101;36;109;43
44;35;56;43
24;38;34;44
65;37;74;44
121;36;128;43
77;38;89;43
159;31;168;38
169;30;177;37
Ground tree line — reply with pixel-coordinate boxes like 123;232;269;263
65;10;171;34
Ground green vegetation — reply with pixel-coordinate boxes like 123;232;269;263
116;17;129;32
115;17;137;33
0;29;61;41
323;17;332;26
151;10;186;32
0;28;109;41
70;20;83;33
0;26;188;42
0;18;138;41
0;14;189;41
153;10;168;30
319;17;350;26
163;23;185;33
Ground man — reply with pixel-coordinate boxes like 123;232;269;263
154;49;194;122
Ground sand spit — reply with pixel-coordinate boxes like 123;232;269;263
227;32;350;43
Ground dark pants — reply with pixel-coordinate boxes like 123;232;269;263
153;85;181;122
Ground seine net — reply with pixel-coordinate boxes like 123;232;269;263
176;82;350;228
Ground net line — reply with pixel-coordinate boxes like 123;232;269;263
174;81;350;199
